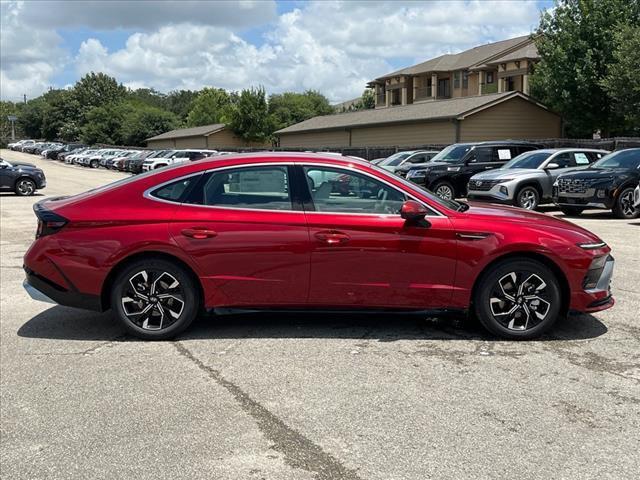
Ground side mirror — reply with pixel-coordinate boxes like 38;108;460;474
546;162;560;170
400;200;429;222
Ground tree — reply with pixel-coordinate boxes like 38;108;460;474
600;25;640;136
128;88;167;110
268;90;333;131
228;87;272;143
186;88;232;127
80;103;128;145
530;0;640;137
0;101;23;145
165;89;199;122
40;89;81;141
18;98;46;139
356;89;375;110
119;104;178;146
72;72;127;113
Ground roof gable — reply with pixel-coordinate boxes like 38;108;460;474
146;123;226;141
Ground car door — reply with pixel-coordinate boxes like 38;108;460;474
300;164;457;308
0;160;14;189
457;147;495;194
166;165;310;308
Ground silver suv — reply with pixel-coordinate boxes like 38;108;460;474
467;148;608;210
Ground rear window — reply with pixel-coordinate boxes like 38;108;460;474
151;176;198;202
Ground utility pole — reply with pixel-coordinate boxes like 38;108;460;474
23;94;26;104
7;115;17;141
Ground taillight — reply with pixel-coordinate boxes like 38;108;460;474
34;202;68;238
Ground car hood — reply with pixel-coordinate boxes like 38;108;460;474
559;167;633;179
10;162;38;169
462;201;602;243
471;169;540;180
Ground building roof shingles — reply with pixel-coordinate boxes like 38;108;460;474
276;92;532;134
146;123;225;141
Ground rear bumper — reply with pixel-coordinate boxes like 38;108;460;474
23;267;102;311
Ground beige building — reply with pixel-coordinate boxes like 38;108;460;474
370;35;539;108
276;91;561;148
146;123;270;150
276;36;559;148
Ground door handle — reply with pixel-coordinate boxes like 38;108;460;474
181;228;218;239
315;230;350;245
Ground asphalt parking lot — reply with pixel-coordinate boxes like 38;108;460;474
1;148;639;480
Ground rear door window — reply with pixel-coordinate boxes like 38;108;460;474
553;152;573;168
495;148;513;161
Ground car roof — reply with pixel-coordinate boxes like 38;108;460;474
191;151;374;169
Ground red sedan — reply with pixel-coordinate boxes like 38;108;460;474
23;153;614;340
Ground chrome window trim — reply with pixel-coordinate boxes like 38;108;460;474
143;161;445;217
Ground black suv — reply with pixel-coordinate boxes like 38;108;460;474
404;141;542;199
553;148;640;219
0;157;47;196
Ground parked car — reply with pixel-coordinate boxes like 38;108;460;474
141;149;217;171
39;143;64;157
378;150;440;174
46;143;86;160
8;139;35;151
23;153;614;341
0;157;46;196
105;150;141;170
467;149;608;210
127;150;172;174
405;141;543;199
553;148;640;219
68;148;100;165
22;142;48;154
58;147;88;162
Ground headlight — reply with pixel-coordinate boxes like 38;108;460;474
496;179;514;184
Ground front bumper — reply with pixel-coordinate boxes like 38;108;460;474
553;185;614;210
571;255;615;313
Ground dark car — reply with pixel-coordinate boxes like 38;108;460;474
22;142;47;154
0;157;47;196
405;141;543;199
47;143;86;160
553;148;640;219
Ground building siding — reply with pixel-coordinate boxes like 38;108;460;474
147;128;270;150
350;121;456;146
279;130;351;148
146;139;176;149
460;97;561;141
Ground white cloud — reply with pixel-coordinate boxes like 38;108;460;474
1;0;543;102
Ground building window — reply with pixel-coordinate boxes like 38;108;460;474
486;72;494;84
462;71;469;89
453;71;461;89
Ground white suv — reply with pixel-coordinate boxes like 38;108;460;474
142;149;217;171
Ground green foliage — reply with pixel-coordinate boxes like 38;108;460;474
73;72;127;113
530;0;640;137
80;103;127;145
41;89;81;141
268;90;333;131
119;104;178;146
128;88;167;110
186;88;233;127
0;101;24;144
165;90;199;122
228;87;272;143
600;24;640;136
18;98;46;139
357;89;375;110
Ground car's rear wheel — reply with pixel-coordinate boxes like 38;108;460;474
432;181;455;200
612;187;639;219
559;206;584;216
516;186;540;210
90;159;99;168
15;178;36;196
474;259;562;339
110;259;199;340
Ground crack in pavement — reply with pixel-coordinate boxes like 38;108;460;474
173;341;363;480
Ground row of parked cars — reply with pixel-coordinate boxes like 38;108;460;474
374;141;640;219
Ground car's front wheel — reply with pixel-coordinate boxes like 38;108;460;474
516;186;540;210
432;181;455;200
15;178;36;196
613;187;639;219
110;258;200;340
474;258;562;339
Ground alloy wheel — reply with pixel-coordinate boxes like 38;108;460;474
518;188;538;210
120;269;185;331
620;190;636;217
16;179;35;195
435;185;454;200
488;271;552;331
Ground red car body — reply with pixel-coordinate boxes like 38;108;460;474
23;153;614;338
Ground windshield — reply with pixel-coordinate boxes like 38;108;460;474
502;151;552;169
430;144;472;163
591;149;640;169
380;152;412;167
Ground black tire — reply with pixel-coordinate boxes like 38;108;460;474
14;178;36;196
516;185;540;210
90;159;99;168
432;181;455;200
474;258;562;340
559;206;584;216
110;258;200;340
612;187;639;219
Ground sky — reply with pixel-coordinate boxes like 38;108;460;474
0;0;553;104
